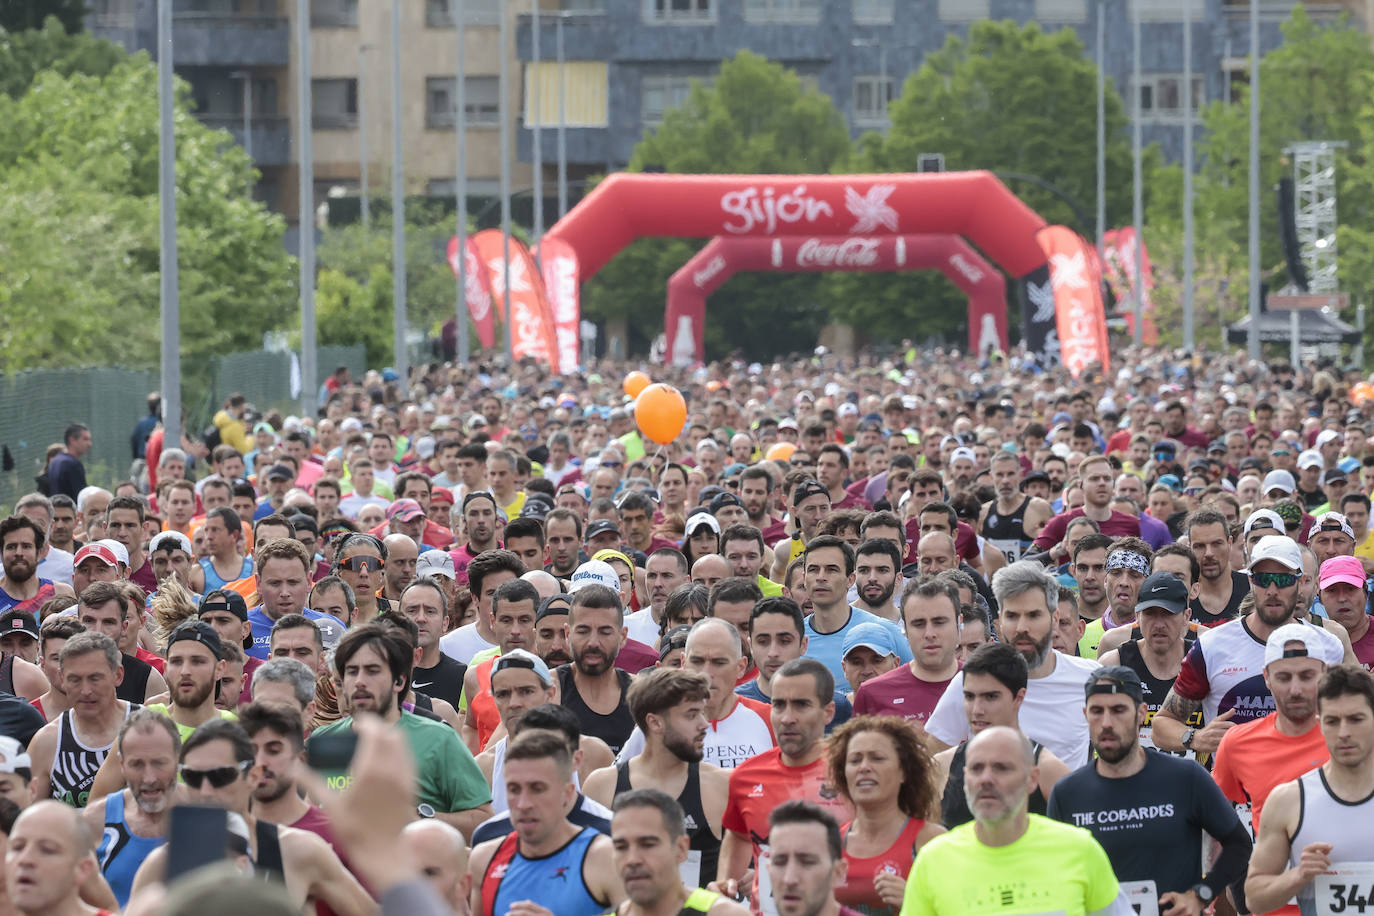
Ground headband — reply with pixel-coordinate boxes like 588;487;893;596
1283;647;1309;659
1105;550;1150;576
463;491;498;511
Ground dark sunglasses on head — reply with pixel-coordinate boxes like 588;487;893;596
600;460;622;469
1252;571;1300;590
340;555;384;572
179;761;250;789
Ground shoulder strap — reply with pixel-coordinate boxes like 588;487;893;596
0;652;14;695
614;760;632;795
254;820;284;881
480;831;522;915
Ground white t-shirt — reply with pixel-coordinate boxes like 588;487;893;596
925;649;1098;766
439;622;496;666
37;546;74;586
614;696;775;769
623;608;662;647
337;493;389;520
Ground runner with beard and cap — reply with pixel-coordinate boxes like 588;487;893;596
1152;536;1356;757
0;516;72;615
1080;538;1153;657
1319;555;1374;669
1047;667;1251;916
586;668;729;891
602;789;750;916
84;709;179;907
1245;665;1374;916
534;594;574;668
1212;624;1345;874
926;561;1098;766
979;451;1052;565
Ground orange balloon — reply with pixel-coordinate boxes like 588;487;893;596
766;442;797;462
1353;382;1374;404
623;371;651;399
635;383;687;445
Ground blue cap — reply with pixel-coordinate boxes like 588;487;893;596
1157;474;1182;491
842;622;900;660
1340;456;1361;474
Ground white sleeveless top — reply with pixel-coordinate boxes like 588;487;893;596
489;736;582;814
1290;767;1374;915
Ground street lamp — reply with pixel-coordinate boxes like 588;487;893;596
359;43;374;228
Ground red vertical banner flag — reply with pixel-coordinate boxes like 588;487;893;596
1035;225;1110;378
537;237;582;374
446;235;497;349
469;230;560;371
1102;227;1159;345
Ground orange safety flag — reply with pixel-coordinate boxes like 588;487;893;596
536;237;581;374
1035;225;1110;378
446;235;497;349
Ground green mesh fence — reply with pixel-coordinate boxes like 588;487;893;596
0;368;156;514
1;345;367;515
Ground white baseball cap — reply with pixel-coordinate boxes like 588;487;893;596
415;550;456;580
1261;469;1296;495
1298;449;1325;471
1316;429;1343;447
569;559;620;594
1243;509;1285;539
1247;535;1303;573
1264;622;1344;668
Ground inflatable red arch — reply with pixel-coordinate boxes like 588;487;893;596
539;171;1048;362
664;235;1008;364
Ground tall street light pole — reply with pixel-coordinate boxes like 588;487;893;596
1247;0;1262;359
455;0;469;364
531;0;543;248
500;1;514;360
1131;1;1144;345
556;11;568;219
1095;1;1105;255
1182;0;1195;351
391;0;408;385
158;0;180;447
359;43;372;228
296;0;316;417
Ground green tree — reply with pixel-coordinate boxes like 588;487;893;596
0;1;87;36
849;19;1133;339
0;57;295;379
0;17;125;98
583;50;852;359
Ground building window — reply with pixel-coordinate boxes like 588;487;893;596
743;0;819;24
1134;74;1204;121
643;0;713;24
642;75;707;126
425;0;500;27
853;75;893;127
312;78;357;129
1035;0;1086;22
310;0;357;28
425;76;501;128
852;0;893;23
938;0;988;19
1133;0;1204;21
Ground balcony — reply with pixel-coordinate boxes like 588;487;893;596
199;115;292;167
1219;0;1353;21
172;13;290;67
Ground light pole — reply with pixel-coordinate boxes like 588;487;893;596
1131;0;1144;345
157;0;180;448
531;0;543;248
231;70;253;161
500;0;513;360
1095;3;1105;254
455;0;469;364
556;11;568;219
1182;0;1195;351
296;0;316;417
359;43;373;228
391;0;407;384
1247;0;1261;359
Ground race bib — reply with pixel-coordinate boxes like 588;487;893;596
1315;863;1374;915
989;538;1022;564
1120;880;1159;916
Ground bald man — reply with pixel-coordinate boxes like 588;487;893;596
691;555;730;591
381;533;419;603
402;819;470;913
521;570;562;601
6;800;105;916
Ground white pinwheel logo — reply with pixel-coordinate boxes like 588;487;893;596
1027;280;1056;324
487;256;531;297
1048;251;1089;290
845;184;898;233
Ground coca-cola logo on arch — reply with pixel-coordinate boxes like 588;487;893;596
795;237;881;268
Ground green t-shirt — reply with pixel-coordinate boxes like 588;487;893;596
900;814;1119;916
146;703;237;742
308;711;491;815
756;574;783;597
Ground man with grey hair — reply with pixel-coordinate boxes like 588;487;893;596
15;493;74;587
76;486;113;542
925;561;1098;766
250;657;320;729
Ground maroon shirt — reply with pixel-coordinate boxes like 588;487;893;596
904;519;979;565
1351;621;1374;672
1032;508;1141;552
614;638;659;674
129;558;157;595
851;664;953;725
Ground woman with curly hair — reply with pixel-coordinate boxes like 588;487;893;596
826;715;945;915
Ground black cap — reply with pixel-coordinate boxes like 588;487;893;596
1324;468;1349;484
166;620;225;660
1020;469;1050;490
536;594;572;622
1134;571;1189;615
1207;439;1227;453
1084;665;1144;703
792;480;829;508
264;463;295;482
584;518;621;542
1153;440;1177;454
709;492;744;515
0;610;38;642
659;624;693;661
520;494;555;521
198;590;249;622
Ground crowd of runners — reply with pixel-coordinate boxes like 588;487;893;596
0;344;1372;915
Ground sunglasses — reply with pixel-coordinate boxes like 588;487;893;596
179;761;251;789
1251;571;1300;590
340;555;384;572
600;461;622;469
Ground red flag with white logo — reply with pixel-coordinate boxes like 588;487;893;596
1036;225;1110;378
536;237;581;374
471;230;560;371
446;235;496;349
1102;227;1159;345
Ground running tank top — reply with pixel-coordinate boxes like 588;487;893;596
982;498;1033;563
489;736;583;813
614;760;719;889
50;704;134;807
835;817;927;915
1118;639;1201;756
198;556;253;592
1291;767;1374;916
0;653;15;696
0;580;55;616
481;826;605;916
556;666;635;755
96;790;165;907
598;888;726;916
941;741;1046;828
